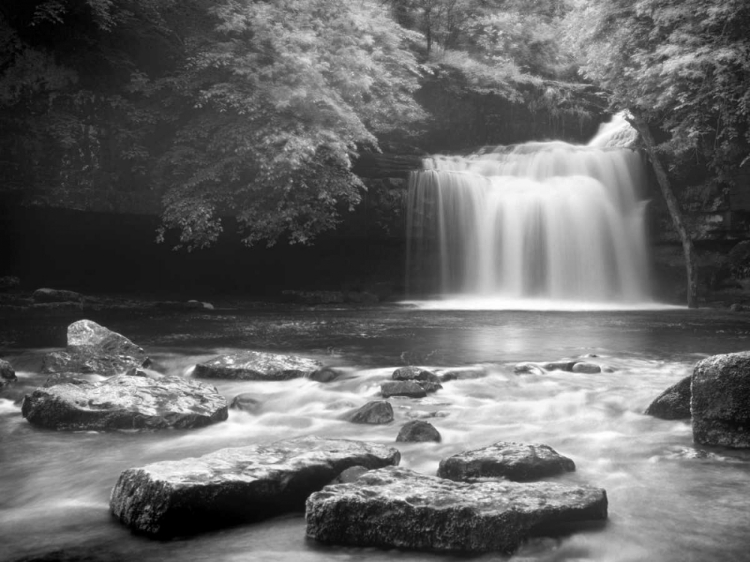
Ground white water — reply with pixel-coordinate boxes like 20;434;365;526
406;117;653;308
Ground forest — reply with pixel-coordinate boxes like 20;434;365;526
1;0;749;303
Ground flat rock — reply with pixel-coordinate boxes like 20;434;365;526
41;320;150;376
110;436;400;538
381;381;427;399
644;375;692;420
438;366;487;381
692;352;750;447
344;401;394;424
396;420;441;442
194;351;322;380
32;288;84;303
305;466;607;554
22;374;227;431
438;441;575;482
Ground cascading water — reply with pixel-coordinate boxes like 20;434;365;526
406;115;654;308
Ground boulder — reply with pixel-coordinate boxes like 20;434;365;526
344;401;394;424
692;352;750;447
110;436;401;538
305;466;607;554
571;362;602;374
644;375;692;420
381;381;427;399
32;288;84;303
396;420;441;443
438;441;575;482
392;366;440;383
41;320;150;376
193;351;321;381
22;374;228;431
392;366;443;393
230;393;262;413
0;358;17;388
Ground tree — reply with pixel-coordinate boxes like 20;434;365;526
567;0;750;307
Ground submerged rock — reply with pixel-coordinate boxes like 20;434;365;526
230;393;262;413
438;366;488;381
644;375;692;420
194;351;321;381
541;361;578;372
344;401;394;424
280;290;345;304
41;320;150;376
305;466;607;554
22;374;227;431
513;362;545;375
692;352;750;447
438;441;575;482
381;380;427;399
110;436;400;538
396;420;441;443
308;366;343;383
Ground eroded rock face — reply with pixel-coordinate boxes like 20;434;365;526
644;375;692;420
438;441;575;482
396;420;441;442
305;466;607;554
344;401;394;424
41;320;150;376
692;352;750;447
193;351;322;381
22;374;227;431
110;436;401;538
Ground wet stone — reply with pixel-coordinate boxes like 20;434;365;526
32;288;84;303
0;358;16;388
305;466;608;554
692;351;750;448
381;381;427;399
308;366;343;383
396;420;441;443
41;320;150;377
110;436;401;538
344;401;394;424
230;393;262;413
644;375;692;420
438;441;576;482
193;351;322;381
572;362;602;374
22;374;228;431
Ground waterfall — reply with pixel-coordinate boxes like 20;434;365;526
406;117;653;307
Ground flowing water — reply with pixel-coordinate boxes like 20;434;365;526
406;117;651;306
2;305;750;562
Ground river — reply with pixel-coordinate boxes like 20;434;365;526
2;303;750;561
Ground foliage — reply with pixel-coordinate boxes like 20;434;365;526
156;0;426;249
568;0;750;183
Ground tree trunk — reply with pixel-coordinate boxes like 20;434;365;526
628;111;698;308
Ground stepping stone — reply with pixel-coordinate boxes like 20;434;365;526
438;441;575;482
306;466;607;554
110;436;400;538
396;420;441;442
22;374;228;431
194;351;321;380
